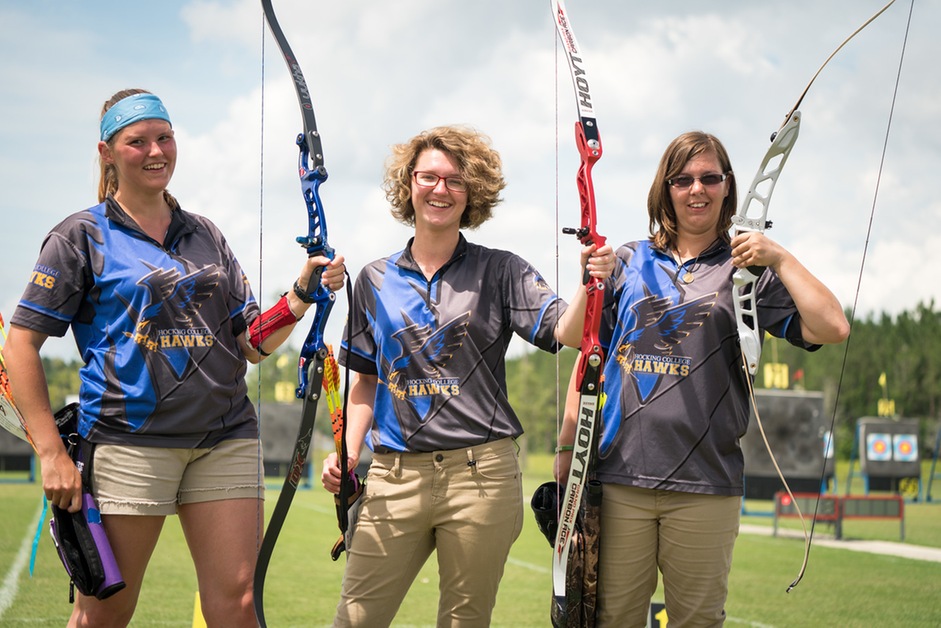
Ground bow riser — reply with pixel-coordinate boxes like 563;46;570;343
731;112;801;236
574;121;606;387
731;111;801;375
297;136;331;251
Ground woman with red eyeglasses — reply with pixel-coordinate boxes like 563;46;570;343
321;125;613;626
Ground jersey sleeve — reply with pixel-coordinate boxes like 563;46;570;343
11;223;93;337
338;263;380;375
755;269;819;351
501;253;564;353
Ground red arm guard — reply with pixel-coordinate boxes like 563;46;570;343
247;294;300;356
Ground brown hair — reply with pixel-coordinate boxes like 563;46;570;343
383;126;505;229
97;88;177;207
646;131;736;251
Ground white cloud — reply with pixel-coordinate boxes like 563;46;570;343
2;0;937;363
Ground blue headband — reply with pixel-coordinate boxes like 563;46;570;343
99;93;172;142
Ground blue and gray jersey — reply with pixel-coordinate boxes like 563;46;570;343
341;234;564;453
595;239;818;496
12;197;259;447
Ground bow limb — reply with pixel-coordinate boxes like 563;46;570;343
325;347;363;561
0;313;34;446
254;1;339;625
551;1;606;625
732;0;901;593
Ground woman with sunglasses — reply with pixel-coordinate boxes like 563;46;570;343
554;131;849;626
3;88;346;626
320;125;613;626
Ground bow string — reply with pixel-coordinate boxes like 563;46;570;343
550;0;607;624
253;1;339;624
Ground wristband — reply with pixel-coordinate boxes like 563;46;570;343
293;279;317;304
555;445;574;453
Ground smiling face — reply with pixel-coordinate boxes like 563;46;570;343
410;148;468;236
668;150;730;243
98;119;176;199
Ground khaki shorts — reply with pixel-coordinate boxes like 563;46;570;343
91;438;264;516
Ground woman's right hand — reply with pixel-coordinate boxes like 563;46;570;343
41;447;83;512
553;450;573;484
3;325;83;512
321;451;359;495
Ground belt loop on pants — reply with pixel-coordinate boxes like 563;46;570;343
392;452;402;478
465;448;478;474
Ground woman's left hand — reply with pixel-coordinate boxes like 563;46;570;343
300;254;347;293
581;243;615;280
730;232;784;270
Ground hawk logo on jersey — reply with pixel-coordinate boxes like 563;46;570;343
123;264;220;357
613;289;716;404
381;311;470;418
532;272;552;292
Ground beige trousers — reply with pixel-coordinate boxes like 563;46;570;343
333;437;523;628
597;484;741;628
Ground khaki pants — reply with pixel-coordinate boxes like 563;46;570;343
598;485;741;628
333;438;523;628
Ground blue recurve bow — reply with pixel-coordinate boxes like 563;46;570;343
253;1;338;624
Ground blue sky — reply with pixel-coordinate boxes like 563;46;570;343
1;0;936;360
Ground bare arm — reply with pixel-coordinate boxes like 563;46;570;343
553;363;580;483
731;232;850;345
3;325;83;512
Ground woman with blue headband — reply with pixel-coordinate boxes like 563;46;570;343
3;88;346;626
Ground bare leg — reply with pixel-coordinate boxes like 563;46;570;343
179;497;263;627
69;514;166;628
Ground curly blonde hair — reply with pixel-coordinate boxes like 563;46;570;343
383;126;505;229
647;131;736;251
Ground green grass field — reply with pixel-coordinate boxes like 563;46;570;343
2;455;940;626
